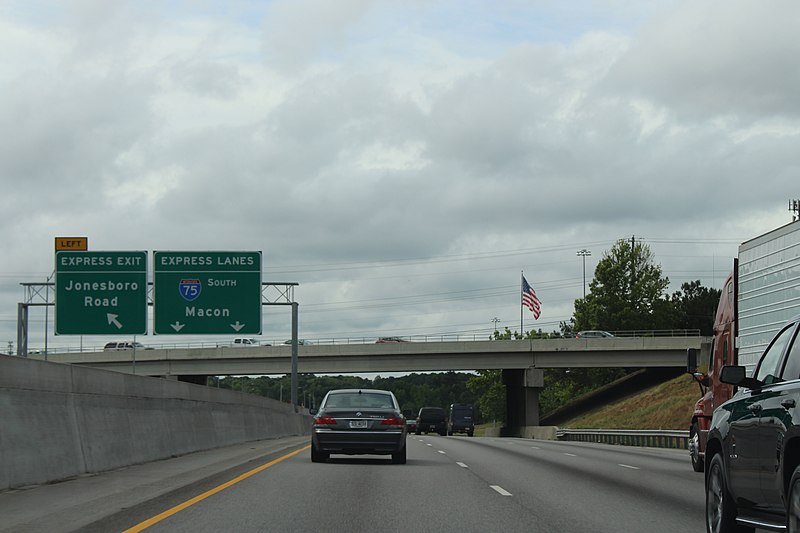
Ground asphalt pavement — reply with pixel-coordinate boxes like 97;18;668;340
0;436;310;533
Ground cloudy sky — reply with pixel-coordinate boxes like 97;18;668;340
2;0;799;353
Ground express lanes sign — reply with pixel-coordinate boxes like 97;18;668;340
153;251;262;335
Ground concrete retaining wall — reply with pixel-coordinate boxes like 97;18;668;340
0;355;311;491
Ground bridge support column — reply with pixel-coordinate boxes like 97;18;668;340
502;367;543;436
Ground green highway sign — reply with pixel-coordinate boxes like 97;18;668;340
55;251;148;335
153;251;262;335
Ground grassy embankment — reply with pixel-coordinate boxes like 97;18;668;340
560;372;699;429
475;373;701;434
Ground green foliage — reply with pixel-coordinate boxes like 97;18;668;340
219;372;482;422
375;372;478;418
573;239;671;332
466;370;506;424
493;327;524;340
492;327;561;340
538;368;629;415
213;374;371;407
670;280;721;335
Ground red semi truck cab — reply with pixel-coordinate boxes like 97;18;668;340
687;271;736;473
687;220;800;472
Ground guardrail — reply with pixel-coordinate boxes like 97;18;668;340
556;428;690;450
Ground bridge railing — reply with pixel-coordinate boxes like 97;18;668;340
609;329;701;338
33;329;702;355
556;428;690;450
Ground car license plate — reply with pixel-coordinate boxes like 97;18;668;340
350;420;368;429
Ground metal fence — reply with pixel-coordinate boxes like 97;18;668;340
556;428;690;450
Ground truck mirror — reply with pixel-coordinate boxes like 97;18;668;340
720;365;762;390
720;365;745;385
686;348;698;373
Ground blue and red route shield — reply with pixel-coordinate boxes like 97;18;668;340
179;278;202;302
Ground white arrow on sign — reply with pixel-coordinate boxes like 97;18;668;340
107;314;123;329
230;321;245;332
171;322;185;332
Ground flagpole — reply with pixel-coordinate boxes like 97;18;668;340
520;271;524;337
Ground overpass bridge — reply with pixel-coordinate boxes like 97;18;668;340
34;336;709;435
38;336;708;375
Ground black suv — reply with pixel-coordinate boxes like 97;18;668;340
415;407;447;436
705;314;800;532
448;403;475;436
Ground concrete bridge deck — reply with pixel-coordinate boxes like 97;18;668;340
34;336;709;376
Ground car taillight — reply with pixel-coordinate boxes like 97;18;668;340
381;417;405;427
314;416;337;425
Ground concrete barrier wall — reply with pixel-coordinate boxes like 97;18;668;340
0;355;311;491
483;426;558;439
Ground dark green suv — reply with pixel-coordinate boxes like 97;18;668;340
705;314;800;532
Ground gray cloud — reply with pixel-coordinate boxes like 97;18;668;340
1;0;797;350
601;0;800;120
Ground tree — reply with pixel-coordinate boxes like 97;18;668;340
573;238;671;332
670;280;721;335
538;367;629;415
466;370;505;424
492;327;523;340
492;327;561;340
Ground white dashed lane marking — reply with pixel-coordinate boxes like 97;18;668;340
456;462;469;468
490;485;513;496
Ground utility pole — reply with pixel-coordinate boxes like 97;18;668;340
491;317;500;332
630;235;637;294
576;249;591;299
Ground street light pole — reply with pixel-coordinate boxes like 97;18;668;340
577;249;591;299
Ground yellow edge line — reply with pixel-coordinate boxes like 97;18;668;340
123;444;311;532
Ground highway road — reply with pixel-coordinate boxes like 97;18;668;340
73;436;706;533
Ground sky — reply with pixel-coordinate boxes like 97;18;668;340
2;0;799;354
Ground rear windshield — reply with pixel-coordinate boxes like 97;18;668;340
323;392;395;409
419;408;446;420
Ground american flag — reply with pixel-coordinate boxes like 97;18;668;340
522;276;541;319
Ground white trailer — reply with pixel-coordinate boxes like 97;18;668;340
737;219;800;372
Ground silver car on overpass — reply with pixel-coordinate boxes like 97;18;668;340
310;389;407;464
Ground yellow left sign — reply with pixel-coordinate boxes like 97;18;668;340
55;237;88;251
